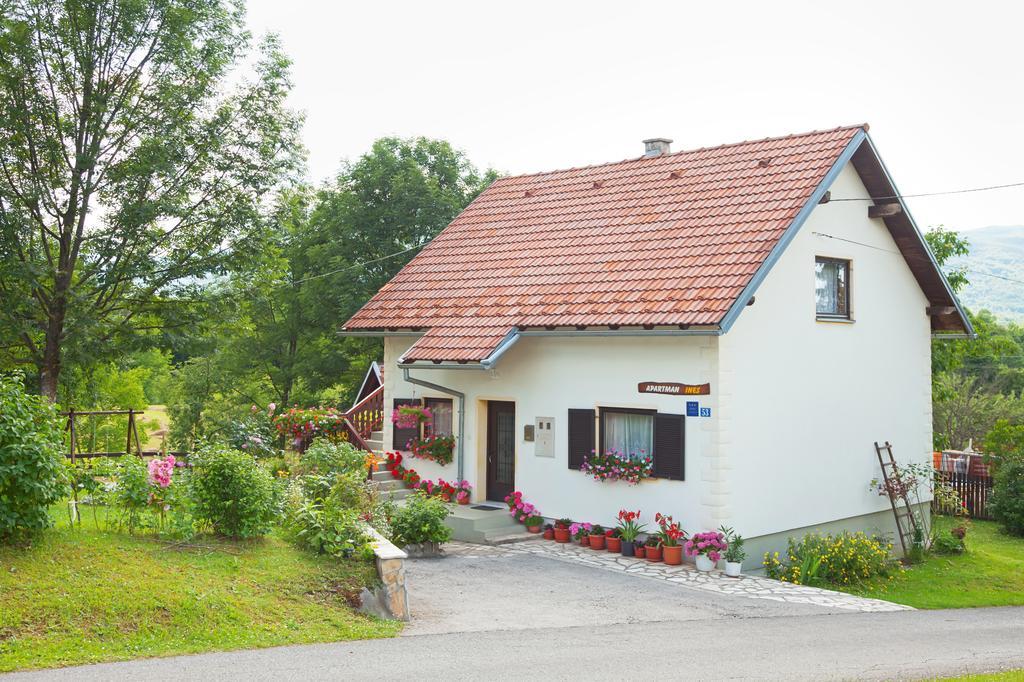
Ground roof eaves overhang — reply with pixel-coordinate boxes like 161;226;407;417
718;128;869;334
857;133;975;339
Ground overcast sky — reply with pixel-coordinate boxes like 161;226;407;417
246;0;1024;233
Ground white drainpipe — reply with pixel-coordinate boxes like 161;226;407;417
400;366;469;482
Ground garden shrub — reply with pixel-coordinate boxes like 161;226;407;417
0;372;66;543
296;440;367;478
990;458;1024;536
390;492;452;546
763;531;897;586
189;444;276;538
931;528;966;555
113;455;154;532
280;475;372;558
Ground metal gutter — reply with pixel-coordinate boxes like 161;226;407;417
480;329;521;368
718;128;869;334
861;133;976;339
401;366;474;481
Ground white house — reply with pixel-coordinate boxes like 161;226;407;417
342;125;972;562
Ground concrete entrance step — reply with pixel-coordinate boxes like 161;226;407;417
444;504;527;544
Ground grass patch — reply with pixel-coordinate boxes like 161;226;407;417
0;510;400;672
849;516;1024;609
939;672;1024;681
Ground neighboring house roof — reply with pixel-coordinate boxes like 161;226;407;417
343;125;972;364
351;360;382;409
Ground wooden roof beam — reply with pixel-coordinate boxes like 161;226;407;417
868;203;902;219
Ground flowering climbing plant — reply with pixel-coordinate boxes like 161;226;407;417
580;449;653;485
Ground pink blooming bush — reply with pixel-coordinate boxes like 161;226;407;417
685;530;728;563
147;455;176;488
569;522;593;540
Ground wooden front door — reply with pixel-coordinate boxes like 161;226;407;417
486;401;516;502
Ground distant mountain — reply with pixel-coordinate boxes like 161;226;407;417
948;225;1024;322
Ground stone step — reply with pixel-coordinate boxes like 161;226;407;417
366;438;383;451
370;430;384;441
444;505;525;543
375;478;405;492
481;529;535;545
383;488;412;502
371;469;394;482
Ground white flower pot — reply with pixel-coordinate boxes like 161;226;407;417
695;555;715;572
724;561;742;578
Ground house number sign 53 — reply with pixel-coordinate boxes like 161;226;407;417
637;382;711;396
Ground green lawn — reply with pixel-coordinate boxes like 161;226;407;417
850;516;1024;609
0;511;400;672
940;672;1024;681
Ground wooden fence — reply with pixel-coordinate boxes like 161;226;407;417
933;471;994;520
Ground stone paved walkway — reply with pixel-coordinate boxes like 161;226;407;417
443;538;910;613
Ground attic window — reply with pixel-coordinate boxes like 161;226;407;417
815;257;850;319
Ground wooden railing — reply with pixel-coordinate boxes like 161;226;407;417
346;385;384;438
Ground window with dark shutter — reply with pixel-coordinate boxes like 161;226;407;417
653;412;685;480
392;398;420;450
567;408;595;470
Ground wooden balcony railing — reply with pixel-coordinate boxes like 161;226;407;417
346;385;384;438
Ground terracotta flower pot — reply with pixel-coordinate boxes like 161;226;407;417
662;545;683;565
606;537;622;553
634;545;646;559
645;545;663;562
543;529;554;540
554;528;570;543
457;497;469;505
589;534;606;550
527;525;541;534
579;535;590;547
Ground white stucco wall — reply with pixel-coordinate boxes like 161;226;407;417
383;334;721;531
719;162;933;540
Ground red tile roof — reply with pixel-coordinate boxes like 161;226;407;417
344;126;867;362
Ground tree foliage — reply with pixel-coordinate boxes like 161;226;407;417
0;0;301;398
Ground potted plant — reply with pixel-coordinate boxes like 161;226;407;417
655;513;686;565
554;518;572;543
719;526;745;577
524;515;544;534
570;522;592;547
455;480;472;505
616;509;646;557
542;523;555;540
685;530;728;572
634;542;646;559
644;535;662;562
588;524;607;550
605;527;622;553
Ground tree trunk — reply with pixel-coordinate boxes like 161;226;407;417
39;287;69;402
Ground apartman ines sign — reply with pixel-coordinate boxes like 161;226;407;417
637;382;711;396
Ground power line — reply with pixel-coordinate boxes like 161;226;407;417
829;180;1024;202
811;231;1024;287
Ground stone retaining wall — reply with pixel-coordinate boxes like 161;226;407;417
358;526;410;621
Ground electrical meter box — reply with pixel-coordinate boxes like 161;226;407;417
535;417;554;457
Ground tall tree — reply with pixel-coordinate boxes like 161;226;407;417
0;0;301;399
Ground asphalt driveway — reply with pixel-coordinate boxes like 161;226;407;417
5;544;1024;680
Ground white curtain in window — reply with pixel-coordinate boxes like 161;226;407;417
604;412;654;459
815;260;839;314
427;400;453;436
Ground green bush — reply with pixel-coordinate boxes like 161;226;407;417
762;531;897;586
189;445;276;538
113;456;154;533
280;475;372;558
990;459;1024;536
931;528;966;555
297;440;367;478
390;493;452;546
0;372;66;542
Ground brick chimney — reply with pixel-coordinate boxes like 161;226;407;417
643;138;673;158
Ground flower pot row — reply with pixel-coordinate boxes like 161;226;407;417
537;511;747;576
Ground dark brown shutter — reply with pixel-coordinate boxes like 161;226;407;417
653;413;685;480
392;398;420;450
567;409;595;470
